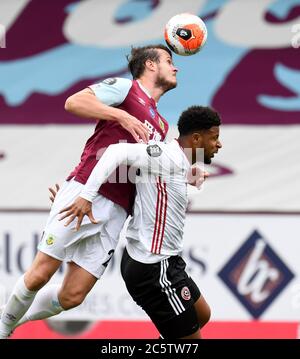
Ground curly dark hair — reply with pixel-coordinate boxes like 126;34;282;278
127;44;172;79
177;106;221;136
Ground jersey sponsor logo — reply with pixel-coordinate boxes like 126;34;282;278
146;144;162;157
149;106;156;119
181;286;191;301
102;77;117;85
46;234;55;245
144;120;163;141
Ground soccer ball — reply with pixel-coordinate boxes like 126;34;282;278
164;13;207;56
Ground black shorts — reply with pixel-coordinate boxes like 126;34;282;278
121;248;201;339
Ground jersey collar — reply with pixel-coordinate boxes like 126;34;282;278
174;139;191;166
136;80;151;98
136;80;157;107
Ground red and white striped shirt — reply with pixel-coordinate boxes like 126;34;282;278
81;139;191;263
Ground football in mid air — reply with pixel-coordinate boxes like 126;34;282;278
164;13;207;56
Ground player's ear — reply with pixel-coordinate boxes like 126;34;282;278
145;59;155;72
191;132;203;145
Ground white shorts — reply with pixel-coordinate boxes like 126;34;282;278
38;179;127;278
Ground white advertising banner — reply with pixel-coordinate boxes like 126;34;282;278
0;212;299;322
1;125;300;212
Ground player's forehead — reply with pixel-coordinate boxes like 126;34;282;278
156;48;172;62
207;126;220;136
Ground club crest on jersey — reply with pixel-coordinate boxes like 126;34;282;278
158;117;165;132
181;286;191;301
149;106;156;119
146;144;162;157
46;234;55;245
103;78;117;85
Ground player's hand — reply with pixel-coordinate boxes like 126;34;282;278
58;196;99;231
187;165;209;189
118;111;149;144
49;183;60;203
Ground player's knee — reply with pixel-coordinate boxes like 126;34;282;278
58;288;86;309
25;269;52;291
25;252;61;291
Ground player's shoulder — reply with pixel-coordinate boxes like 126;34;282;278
94;77;132;88
145;140;181;160
89;77;133;100
104;77;132;86
158;140;188;167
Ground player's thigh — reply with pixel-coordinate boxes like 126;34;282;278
70;212;126;280
180;295;211;338
156;302;201;339
156;277;202;339
38;180;92;261
60;261;97;298
186;276;211;328
121;250;201;339
58;232;115;308
39;181;125;262
194;294;211;328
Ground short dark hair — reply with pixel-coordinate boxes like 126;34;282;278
127;44;172;79
177;106;221;136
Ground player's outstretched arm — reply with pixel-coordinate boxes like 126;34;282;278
80;143;147;202
59;143;147;230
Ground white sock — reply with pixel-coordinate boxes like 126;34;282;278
15;284;63;328
0;275;37;338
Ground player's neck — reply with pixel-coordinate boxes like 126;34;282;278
137;77;163;103
178;137;194;164
177;136;189;149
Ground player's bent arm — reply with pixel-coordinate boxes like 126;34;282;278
65;88;149;143
65;88;127;121
80;143;148;202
